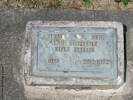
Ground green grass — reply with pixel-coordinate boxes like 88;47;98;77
8;0;61;8
53;0;61;8
114;0;129;5
0;0;131;9
83;0;129;6
16;0;48;8
83;0;92;7
122;0;129;5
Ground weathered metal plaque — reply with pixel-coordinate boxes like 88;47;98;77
24;21;124;88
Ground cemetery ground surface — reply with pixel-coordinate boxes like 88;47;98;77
0;0;133;10
0;9;133;100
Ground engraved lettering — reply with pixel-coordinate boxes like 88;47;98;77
92;34;105;40
55;47;70;52
74;47;94;52
49;39;65;45
70;41;97;47
48;34;63;39
82;59;112;65
48;58;59;64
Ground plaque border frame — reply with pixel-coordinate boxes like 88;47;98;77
24;21;125;89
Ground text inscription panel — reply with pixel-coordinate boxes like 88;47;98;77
32;27;117;79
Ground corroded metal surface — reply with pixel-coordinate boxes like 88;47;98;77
24;21;124;87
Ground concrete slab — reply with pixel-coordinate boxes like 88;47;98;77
0;65;2;100
0;9;133;100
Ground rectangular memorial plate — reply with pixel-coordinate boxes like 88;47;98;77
24;21;124;88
